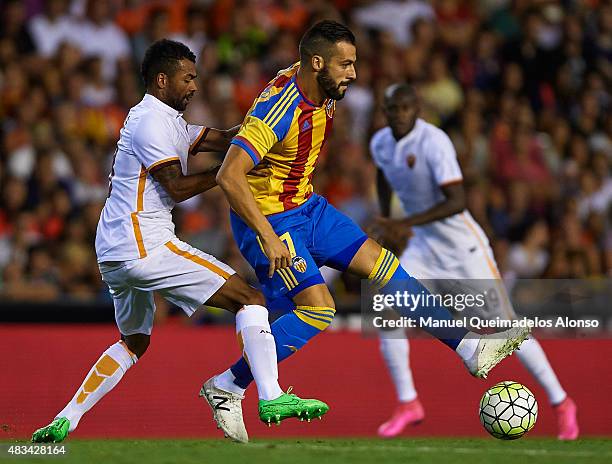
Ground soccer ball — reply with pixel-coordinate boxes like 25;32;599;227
479;380;538;440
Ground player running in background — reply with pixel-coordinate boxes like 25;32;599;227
31;39;326;445
203;20;530;440
371;83;578;440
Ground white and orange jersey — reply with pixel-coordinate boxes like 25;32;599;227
370;118;491;270
95;94;207;262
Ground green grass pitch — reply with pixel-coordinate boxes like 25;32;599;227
2;438;611;464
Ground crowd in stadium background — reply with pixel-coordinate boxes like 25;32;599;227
0;0;610;317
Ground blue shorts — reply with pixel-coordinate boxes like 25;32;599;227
230;194;368;302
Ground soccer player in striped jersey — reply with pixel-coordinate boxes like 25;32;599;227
31;39;326;445
372;84;578;440
206;20;530;440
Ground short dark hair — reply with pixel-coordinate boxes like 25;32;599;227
299;20;355;62
384;83;418;102
141;39;196;88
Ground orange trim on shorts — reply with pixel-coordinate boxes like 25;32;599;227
460;212;500;278
164;241;230;279
460;212;514;319
131;166;147;258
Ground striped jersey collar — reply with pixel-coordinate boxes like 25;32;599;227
291;72;332;109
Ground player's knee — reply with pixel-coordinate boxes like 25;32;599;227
294;305;336;331
227;275;266;307
121;333;150;358
368;247;406;287
237;285;266;308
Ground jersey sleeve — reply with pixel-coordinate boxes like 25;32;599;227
231;116;279;166
230;83;299;165
369;129;389;169
427;130;463;186
187;124;208;154
132;116;180;171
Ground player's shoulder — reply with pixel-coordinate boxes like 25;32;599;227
370;127;395;163
250;63;301;121
417;119;451;142
130;107;175;146
370;127;394;151
415;119;455;153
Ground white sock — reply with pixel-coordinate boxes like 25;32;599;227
379;329;417;402
236;305;283;401
516;337;567;405
214;369;246;396
56;341;137;432
455;332;480;361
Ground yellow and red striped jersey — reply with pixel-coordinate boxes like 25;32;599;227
231;62;335;215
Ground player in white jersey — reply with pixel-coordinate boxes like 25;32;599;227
31;40;327;445
370;84;578;440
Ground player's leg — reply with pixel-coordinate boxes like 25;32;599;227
377;246;429;437
462;247;578;440
207;280;331;431
205;275;284;403
33;264;148;443
223;283;335;397
155;238;327;437
223;208;337;393
347;237;530;377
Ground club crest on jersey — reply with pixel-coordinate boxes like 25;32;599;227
292;256;307;273
325;99;336;118
407;154;416;169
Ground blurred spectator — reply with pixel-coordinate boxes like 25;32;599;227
75;0;131;82
506;220;550;278
420;51;464;123
353;0;434;47
0;0;35;55
28;0;79;58
169;5;209;61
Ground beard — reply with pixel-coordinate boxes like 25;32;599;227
169;90;194;112
317;66;349;101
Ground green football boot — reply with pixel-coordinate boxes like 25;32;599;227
258;387;329;426
31;417;70;443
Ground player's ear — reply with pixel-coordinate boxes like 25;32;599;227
311;55;324;72
156;72;167;89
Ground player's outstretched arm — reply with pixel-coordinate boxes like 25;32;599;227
402;182;466;226
216;145;292;277
150;161;220;203
376;168;393;218
191;125;241;154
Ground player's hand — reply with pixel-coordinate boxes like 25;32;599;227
260;234;292;278
248;160;271;178
370;217;412;255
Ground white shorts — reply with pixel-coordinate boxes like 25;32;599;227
99;237;235;336
399;240;516;320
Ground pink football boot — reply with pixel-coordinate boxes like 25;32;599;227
554;397;579;440
377;398;425;438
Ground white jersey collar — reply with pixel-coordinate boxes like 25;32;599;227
143;93;182;118
397;118;424;145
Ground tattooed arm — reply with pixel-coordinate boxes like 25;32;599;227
150;161;220;203
190;125;241;154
